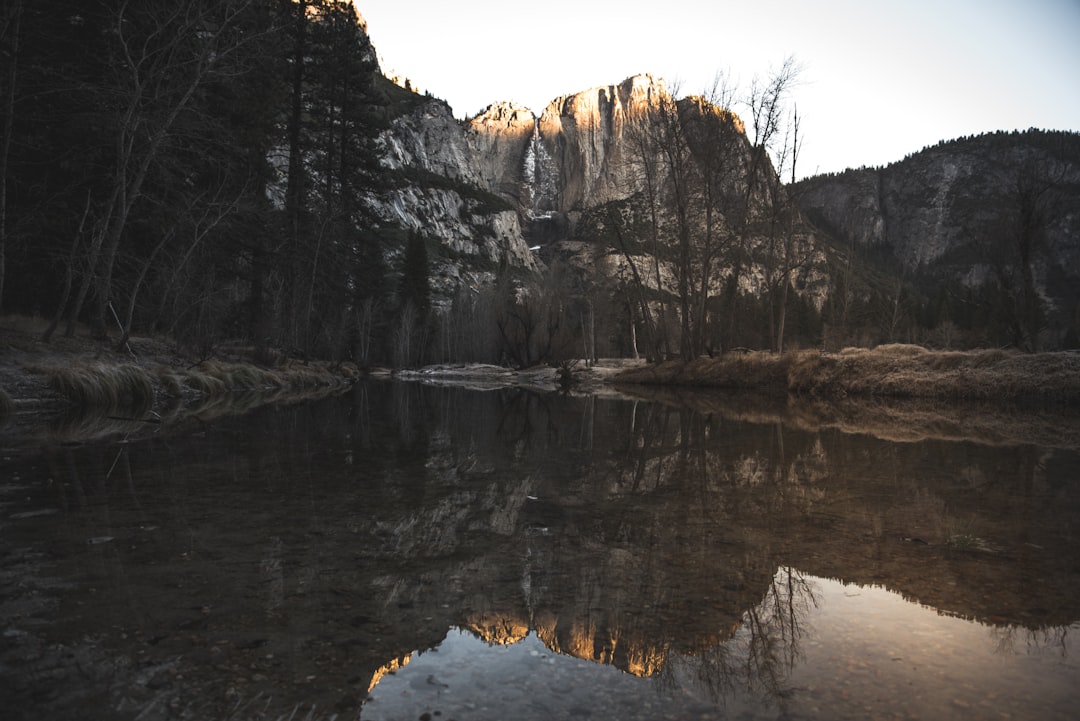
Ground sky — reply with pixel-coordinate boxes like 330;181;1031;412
354;0;1080;179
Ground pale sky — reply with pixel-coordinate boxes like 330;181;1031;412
355;0;1080;179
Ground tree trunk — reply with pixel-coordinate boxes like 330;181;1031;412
283;0;308;349
66;186;121;337
610;220;657;361
43;191;91;342
0;0;21;314
79;1;243;337
776;272;790;354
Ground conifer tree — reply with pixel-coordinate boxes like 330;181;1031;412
400;230;431;316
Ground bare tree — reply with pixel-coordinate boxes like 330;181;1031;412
986;158;1061;351
0;0;21;314
494;265;578;367
651;85;699;359
681;74;744;354
623;103;674;358
606;206;661;360
58;0;256;339
745;57;804;352
612;64;805;358
41;192;92;342
766;103;812;353
393;300;419;368
116;182;244;349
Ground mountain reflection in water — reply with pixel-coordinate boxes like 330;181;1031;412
1;382;1078;720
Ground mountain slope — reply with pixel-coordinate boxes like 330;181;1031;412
795;130;1080;349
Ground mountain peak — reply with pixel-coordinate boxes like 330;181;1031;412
540;73;670;119
471;101;536;127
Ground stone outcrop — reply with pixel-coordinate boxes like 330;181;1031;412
379;99;483;185
370;95;540;301
376;74;687;234
370;18;1079;347
797;132;1080;266
465;101;537;206
795;130;1080;329
537;74;668;213
369;69;785;306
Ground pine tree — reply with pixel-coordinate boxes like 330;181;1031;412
400;230;431;316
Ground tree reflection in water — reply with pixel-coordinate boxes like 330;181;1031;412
1;382;1078;721
650;566;819;709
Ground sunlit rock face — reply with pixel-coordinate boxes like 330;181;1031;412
367;654;412;694
537;74;667;213
465;101;537;206
459;74;676;220
463;611;530;646
371;96;540;301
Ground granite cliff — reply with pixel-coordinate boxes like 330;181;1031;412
536;74;669;214
369;94;539;300
366;5;1079;350
373;70;820;302
376;74;681;246
795;130;1080;347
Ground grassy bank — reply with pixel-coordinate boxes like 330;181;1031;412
0;315;362;437
615;344;1080;403
1;357;361;445
36;359;359;413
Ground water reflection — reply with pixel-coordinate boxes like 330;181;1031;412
366;576;1079;721
1;383;1078;720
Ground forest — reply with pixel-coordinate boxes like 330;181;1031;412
0;0;423;363
1;1;1077;371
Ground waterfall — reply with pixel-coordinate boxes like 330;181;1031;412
522;120;556;219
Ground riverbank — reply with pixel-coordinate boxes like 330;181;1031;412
5;311;1080;447
613;344;1080;403
0;317;361;444
0;315;644;417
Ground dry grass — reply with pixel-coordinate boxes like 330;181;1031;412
617;344;1080;403
19;357;358;426
0;316;363;444
790;345;1080;401
190;360;283;391
614;351;792;390
173;368;229;396
39;363;157;414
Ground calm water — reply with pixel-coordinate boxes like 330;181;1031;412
1;383;1078;720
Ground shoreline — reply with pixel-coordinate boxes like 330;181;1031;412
613;344;1080;404
4;318;1080;447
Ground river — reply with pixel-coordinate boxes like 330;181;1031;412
2;382;1078;720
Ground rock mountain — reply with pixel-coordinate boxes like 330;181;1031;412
795;130;1080;347
372;73;682;271
363;13;1080;349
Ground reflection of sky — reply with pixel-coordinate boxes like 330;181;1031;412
803;579;1080;720
355;0;1080;179
363;573;1080;721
